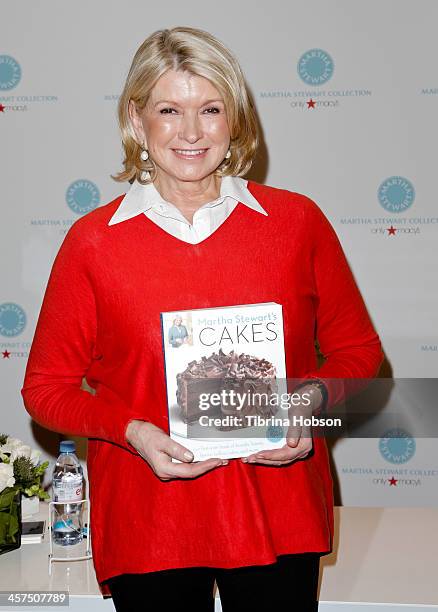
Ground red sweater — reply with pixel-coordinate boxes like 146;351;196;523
21;180;383;594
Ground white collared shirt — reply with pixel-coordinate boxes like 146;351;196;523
108;175;268;244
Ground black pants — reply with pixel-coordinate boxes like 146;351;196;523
105;552;321;612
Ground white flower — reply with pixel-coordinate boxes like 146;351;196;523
0;463;15;493
0;436;42;467
0;437;23;456
3;437;23;449
9;444;32;462
30;449;42;466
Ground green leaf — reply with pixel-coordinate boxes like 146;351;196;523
0;513;8;544
0;512;19;545
35;461;49;474
0;489;20;546
7;511;18;541
0;487;19;511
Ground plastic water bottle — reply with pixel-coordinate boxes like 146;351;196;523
51;440;84;546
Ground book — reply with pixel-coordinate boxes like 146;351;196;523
21;520;46;544
161;302;288;460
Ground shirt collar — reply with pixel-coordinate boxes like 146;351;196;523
108;175;267;226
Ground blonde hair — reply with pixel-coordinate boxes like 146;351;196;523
111;26;259;185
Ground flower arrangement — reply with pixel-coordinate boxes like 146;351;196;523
0;434;49;500
0;434;50;552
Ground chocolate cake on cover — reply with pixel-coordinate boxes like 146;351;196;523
176;348;278;428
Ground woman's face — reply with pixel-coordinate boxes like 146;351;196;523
129;69;230;184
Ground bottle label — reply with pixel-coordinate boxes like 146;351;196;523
53;475;83;502
53;519;75;532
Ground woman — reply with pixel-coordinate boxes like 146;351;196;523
21;27;383;611
168;315;189;348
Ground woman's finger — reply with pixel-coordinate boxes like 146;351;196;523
160;437;198;463
158;456;227;480
244;438;313;464
245;452;309;466
286;423;302;447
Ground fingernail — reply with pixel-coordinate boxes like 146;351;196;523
222;460;229;465
184;451;194;461
256;454;265;459
241;457;248;463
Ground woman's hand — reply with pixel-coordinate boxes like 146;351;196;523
125;419;228;480
241;384;323;467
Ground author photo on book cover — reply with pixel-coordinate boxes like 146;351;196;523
168;315;190;348
21;26;383;612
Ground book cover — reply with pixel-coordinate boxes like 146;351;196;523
161;302;288;461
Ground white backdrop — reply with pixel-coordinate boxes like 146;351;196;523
1;0;437;506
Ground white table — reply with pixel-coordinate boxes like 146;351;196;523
0;505;436;611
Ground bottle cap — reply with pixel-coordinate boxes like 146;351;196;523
59;440;76;453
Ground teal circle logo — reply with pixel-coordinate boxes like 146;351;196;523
378;176;415;213
298;49;334;86
0;55;21;90
0;303;26;337
266;424;284;443
66;180;100;215
379;428;416;464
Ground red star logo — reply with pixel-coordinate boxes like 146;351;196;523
388;477;398;486
2;350;11;358
387;225;397;235
307;99;316;109
0;104;5;113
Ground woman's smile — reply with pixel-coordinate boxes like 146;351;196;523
172;147;209;159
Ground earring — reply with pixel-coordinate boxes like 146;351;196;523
140;141;149;161
140;170;150;181
225;148;231;159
